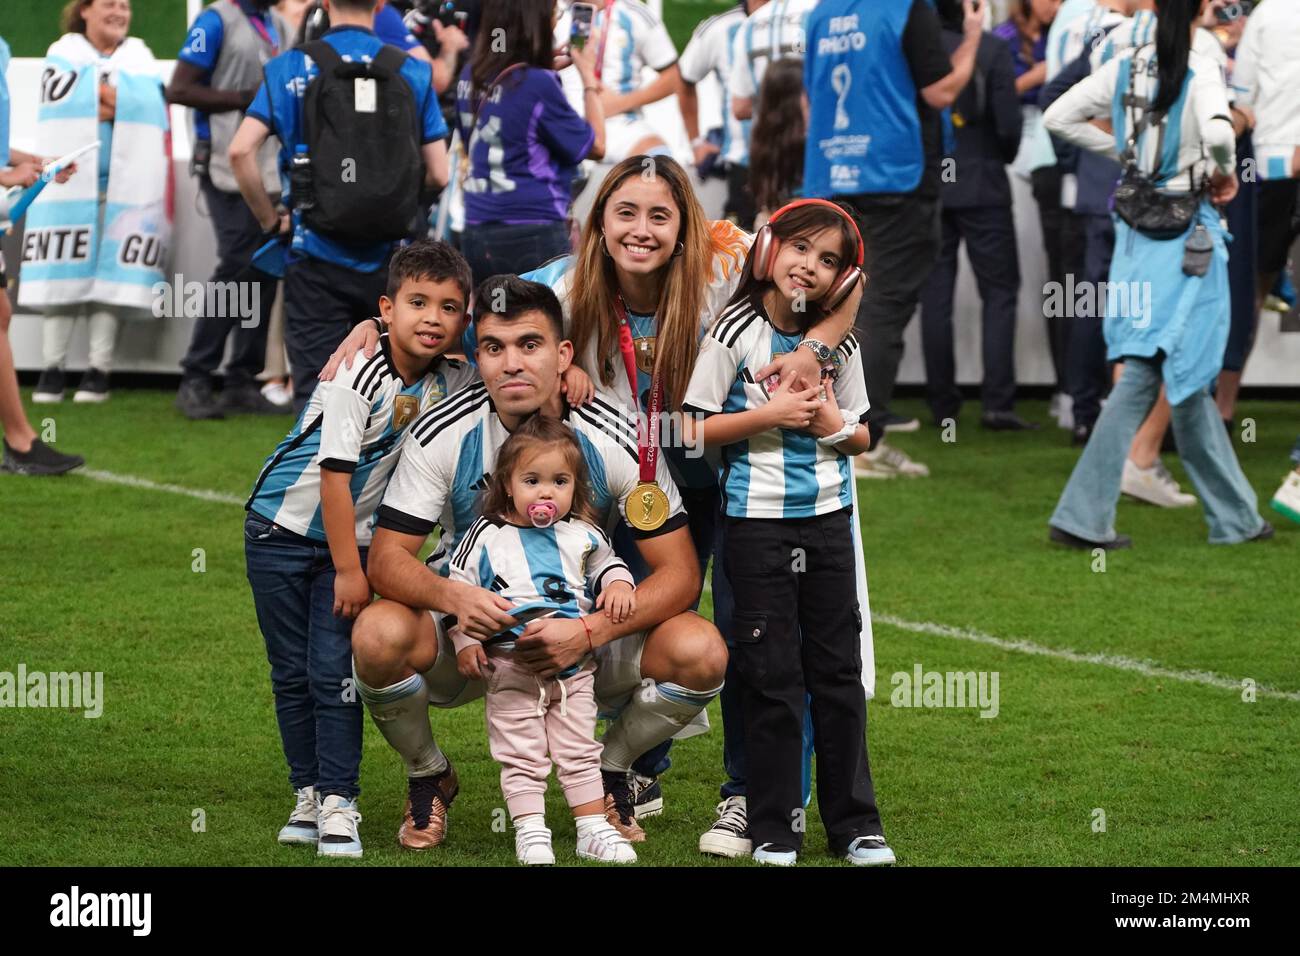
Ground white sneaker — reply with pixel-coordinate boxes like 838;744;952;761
1050;391;1075;431
1270;470;1300;525
514;821;555;866
316;794;363;858
277;786;319;845
576;820;637;863
260;380;293;408
844;834;896;866
856;442;930;479
699;796;752;858
752;842;797;866
1121;458;1197;508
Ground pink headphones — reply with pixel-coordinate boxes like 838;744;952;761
751;199;866;311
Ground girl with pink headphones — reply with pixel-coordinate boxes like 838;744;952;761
680;199;894;867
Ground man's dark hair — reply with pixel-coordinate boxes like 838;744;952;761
329;0;379;12
386;239;473;303
473;275;565;341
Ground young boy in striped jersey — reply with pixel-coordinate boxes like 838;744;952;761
683;200;894;867
449;416;638;865
244;240;478;858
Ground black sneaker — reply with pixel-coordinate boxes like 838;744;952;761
220;382;286;415
73;368;110;403
601;769;646;842
981;411;1041;431
1049;526;1132;551
698;795;751;858
175;377;224;420
880;411;920;433
1;439;85;476
32;367;65;403
629;773;664;819
1071;423;1094;446
1248;521;1274;543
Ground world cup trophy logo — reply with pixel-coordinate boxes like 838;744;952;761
832;64;852;131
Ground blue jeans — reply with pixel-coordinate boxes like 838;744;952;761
459;221;571;288
1051;357;1265;544
244;512;365;798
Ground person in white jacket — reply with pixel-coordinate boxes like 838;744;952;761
1044;0;1270;548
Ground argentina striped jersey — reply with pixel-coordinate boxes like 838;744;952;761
246;336;477;544
683;296;869;519
375;386;689;575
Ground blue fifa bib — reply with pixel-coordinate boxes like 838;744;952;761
803;0;922;197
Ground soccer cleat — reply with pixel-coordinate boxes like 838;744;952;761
73;368;110;403
398;763;459;850
1269;470;1300;525
629;773;663;819
317;794;362;858
855;442;929;479
1121;458;1196;508
1;439;84;476
174;378;224;420
277;786;319;845
1049;526;1132;551
844;834;896;866
753;842;797;866
601;770;646;843
698;795;752;858
1248;521;1274;542
880;412;920;433
576;820;637;864
32;367;66;404
1071;423;1093;447
514;820;555;866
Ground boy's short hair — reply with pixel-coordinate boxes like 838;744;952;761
473;275;566;342
386;240;473;305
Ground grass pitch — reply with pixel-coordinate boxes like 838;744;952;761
2;389;1296;867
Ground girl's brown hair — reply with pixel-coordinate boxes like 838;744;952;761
721;202;862;331
566;155;715;412
749;58;806;214
481;415;602;526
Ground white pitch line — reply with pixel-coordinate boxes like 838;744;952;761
72;468;1299;702
873;613;1300;703
78;468;245;507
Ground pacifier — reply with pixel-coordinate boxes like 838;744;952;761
527;501;558;528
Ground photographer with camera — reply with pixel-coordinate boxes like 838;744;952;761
169;0;290;420
454;0;606;284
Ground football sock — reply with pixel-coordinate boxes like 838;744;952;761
600;680;722;772
355;672;449;777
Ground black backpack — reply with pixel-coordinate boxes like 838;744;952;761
294;41;424;244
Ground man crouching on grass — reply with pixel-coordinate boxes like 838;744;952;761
336;276;727;852
244;241;478;858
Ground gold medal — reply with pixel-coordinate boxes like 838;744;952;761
392;394;419;431
625;481;669;532
633;335;656;375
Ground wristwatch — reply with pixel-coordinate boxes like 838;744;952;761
799;338;833;364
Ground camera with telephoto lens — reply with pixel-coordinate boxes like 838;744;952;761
1215;1;1253;23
